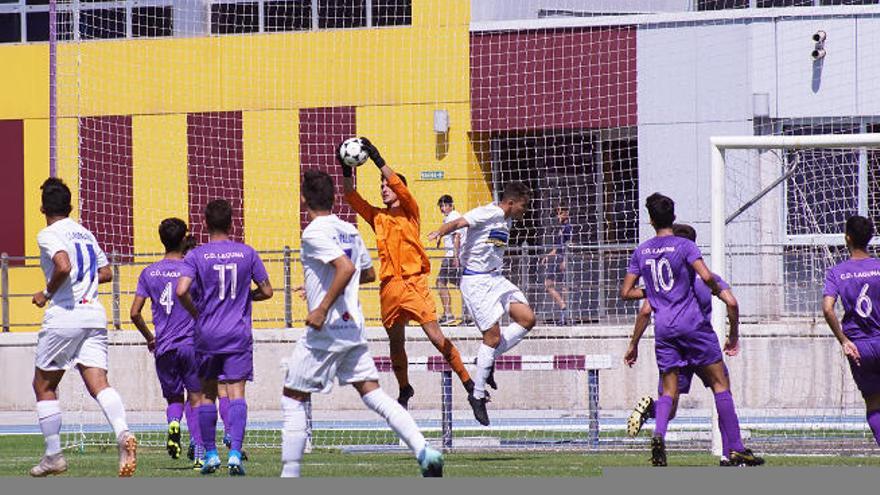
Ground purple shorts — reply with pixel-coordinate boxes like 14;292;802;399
657;362;729;396
655;326;723;376
155;347;201;399
850;338;880;399
198;349;254;382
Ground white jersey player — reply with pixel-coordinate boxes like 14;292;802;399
279;170;443;478
29;178;137;477
428;182;537;426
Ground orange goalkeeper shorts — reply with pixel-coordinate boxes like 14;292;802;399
380;275;438;329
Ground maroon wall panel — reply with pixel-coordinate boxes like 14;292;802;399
470;27;637;132
298;107;357;232
187;112;245;243
0;120;24;259
80;116;134;260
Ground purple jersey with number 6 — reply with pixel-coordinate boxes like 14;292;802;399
823;258;880;341
136;259;196;357
181;240;269;355
628;235;708;337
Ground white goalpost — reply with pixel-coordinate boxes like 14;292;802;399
710;133;880;456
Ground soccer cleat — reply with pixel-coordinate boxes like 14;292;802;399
29;453;68;477
398;384;415;409
417;447;444;477
228;451;246;476
192;457;204;471
486;362;498;390
201;452;222;475
117;431;138;477
650;436;667;467
729;448;765;467
468;393;490;426
438;315;460;326
223;433;232;449
240;449;249;461
627;396;655;438
187;442;195;461
166;420;182;459
719;458;732;467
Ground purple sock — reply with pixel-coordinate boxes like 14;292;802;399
718;414;730;458
228;398;248;452
198;403;218;451
714;390;745;452
867;409;880;447
653;395;673;438
185;402;203;447
166;402;184;424
219;397;230;429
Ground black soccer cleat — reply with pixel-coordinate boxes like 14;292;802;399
468;393;491;426
187;442;195;461
398;384;415;409
719;458;732;467
729;448;764;467
486;363;498;390
650;436;667;467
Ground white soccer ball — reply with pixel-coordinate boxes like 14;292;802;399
338;137;369;167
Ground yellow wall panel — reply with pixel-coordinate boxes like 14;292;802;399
132;114;189;258
56;118;79;221
0;45;47;120
23;120;49;258
242;110;300;252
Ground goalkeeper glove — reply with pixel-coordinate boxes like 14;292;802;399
336;143;353;178
359;137;386;169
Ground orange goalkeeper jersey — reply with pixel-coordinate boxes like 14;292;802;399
343;173;431;283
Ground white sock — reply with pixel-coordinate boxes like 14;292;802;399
474;344;496;399
495;323;530;356
37;400;63;456
281;396;307;478
361;389;426;457
95;388;129;439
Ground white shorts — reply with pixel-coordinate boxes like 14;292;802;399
35;327;108;372
282;342;380;394
460;273;528;332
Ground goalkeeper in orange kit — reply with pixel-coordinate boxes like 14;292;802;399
340;138;474;407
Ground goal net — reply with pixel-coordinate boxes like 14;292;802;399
711;132;880;455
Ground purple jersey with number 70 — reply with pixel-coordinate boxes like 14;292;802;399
627;235;708;337
824;257;880;341
181;240;269;355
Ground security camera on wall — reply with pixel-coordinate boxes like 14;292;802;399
812;30;827;43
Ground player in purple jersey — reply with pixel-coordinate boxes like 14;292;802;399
623;224;744;466
823;215;880;448
176;199;273;476
130;218;205;469
620;194;763;467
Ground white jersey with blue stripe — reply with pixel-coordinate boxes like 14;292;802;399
460;203;510;274
37;217;109;329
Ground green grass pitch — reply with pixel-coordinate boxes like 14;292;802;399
2;435;879;477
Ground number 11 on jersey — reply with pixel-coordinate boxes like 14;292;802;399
213;263;238;300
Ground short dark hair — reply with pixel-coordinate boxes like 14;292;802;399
205;199;233;233
382;173;407;187
438;194;453;206
302;170;335;212
41;177;72;217
158;218;189;253
672;223;697;242
646;193;675;229
846;215;874;250
501;182;531;202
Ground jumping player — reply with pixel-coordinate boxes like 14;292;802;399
341;138;473;407
428;182;537;426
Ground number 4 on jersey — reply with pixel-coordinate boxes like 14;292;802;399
159;282;174;315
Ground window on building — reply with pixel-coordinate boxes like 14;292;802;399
264;0;312;32
133;6;174;38
318;0;367;29
212;2;260;34
372;0;411;27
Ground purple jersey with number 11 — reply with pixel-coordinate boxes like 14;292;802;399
627;235;708;337
824;258;880;341
135;258;196;357
181;240;269;355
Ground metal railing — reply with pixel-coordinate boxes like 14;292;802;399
0;243;647;332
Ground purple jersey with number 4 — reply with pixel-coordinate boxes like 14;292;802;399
628;235;708;336
824;258;880;342
136;259;196;357
181;240;269;355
